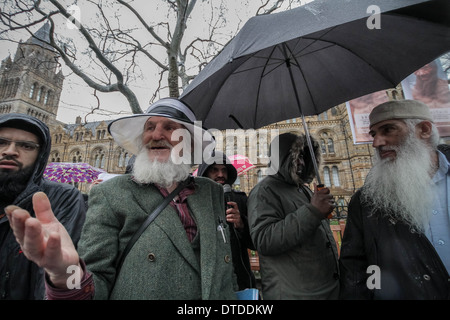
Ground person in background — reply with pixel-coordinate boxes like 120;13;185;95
339;99;450;299
6;98;237;300
248;131;339;299
0;113;86;300
197;150;256;290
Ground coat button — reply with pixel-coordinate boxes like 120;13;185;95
147;253;156;262
423;274;431;281
224;255;231;263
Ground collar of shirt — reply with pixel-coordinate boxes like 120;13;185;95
433;150;450;183
155;181;196;202
155;180;197;242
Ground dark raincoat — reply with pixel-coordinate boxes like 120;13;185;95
0;114;86;300
248;132;339;299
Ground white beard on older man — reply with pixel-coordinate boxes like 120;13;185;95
132;139;192;188
361;126;435;232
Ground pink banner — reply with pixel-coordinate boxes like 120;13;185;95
346;91;390;144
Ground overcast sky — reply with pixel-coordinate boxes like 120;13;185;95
0;1;309;125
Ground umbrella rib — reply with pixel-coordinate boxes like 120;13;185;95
283;43;319;113
231;58;285;76
300;35;398;86
254;45;280;126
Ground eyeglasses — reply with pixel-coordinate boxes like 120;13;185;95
0;137;40;152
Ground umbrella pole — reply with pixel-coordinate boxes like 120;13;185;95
283;49;322;185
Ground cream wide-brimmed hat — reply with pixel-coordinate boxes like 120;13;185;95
108;98;215;163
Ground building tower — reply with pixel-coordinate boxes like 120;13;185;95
0;22;64;128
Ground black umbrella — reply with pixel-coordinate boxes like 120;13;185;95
180;0;450;184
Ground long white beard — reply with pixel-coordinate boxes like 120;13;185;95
361;131;435;232
132;147;191;188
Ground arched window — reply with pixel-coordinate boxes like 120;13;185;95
332;166;340;187
37;87;44;102
29;83;36;98
100;154;106;168
327;138;335;153
320;139;327;154
12;78;19;97
323;166;331;187
319;132;336;156
44;90;51;105
93;149;106;169
118;150;126;167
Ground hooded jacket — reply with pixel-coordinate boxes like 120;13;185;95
197;151;256;290
0;113;86;300
248;132;339;299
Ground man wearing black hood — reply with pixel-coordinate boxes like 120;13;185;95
248;132;339;299
197;151;256;291
0;113;86;300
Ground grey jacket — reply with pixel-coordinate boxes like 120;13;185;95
80;175;236;300
248;133;339;299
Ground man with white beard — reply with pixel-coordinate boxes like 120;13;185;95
339;100;450;300
5;98;237;300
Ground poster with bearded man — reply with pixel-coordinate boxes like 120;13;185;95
402;58;450;137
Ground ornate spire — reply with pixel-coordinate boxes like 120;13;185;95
26;21;55;52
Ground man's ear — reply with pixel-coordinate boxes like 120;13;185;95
417;120;433;139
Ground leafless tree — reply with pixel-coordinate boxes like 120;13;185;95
0;0;303;117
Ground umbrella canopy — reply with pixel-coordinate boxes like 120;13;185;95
180;0;450;130
44;162;106;184
193;154;255;177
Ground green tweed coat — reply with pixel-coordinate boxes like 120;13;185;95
78;175;237;300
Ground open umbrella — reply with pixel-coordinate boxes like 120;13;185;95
180;0;450;183
192;154;255;176
44;162;106;184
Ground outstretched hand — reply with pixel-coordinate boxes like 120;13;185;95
310;183;335;219
5;192;81;288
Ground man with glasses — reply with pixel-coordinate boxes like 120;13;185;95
0;113;86;300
